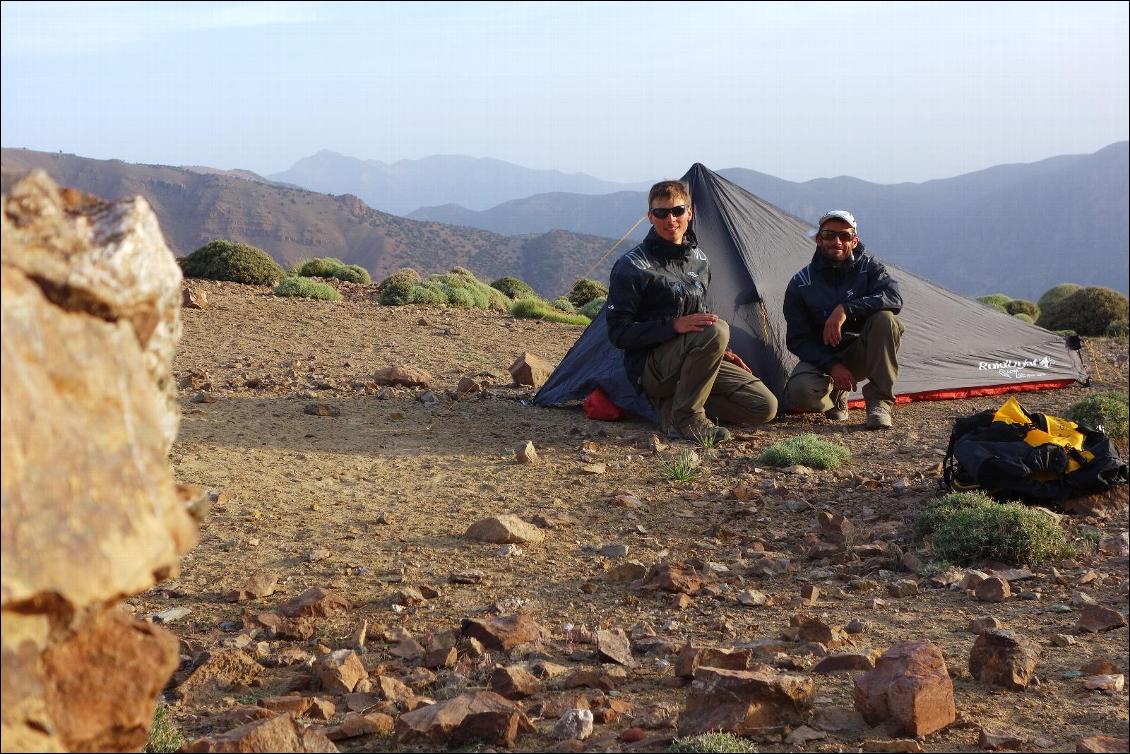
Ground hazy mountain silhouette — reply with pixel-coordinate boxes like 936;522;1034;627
411;143;1129;299
269;150;649;215
1;149;620;297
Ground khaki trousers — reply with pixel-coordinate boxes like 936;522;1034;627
784;310;904;411
642;319;778;431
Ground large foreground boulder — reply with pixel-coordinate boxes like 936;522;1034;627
1;172;197;751
853;640;956;737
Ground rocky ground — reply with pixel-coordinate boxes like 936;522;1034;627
138;280;1129;752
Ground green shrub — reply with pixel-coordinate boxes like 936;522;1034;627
431;271;511;311
915;492;1074;565
668;732;757;753
660;449;702;482
1037;283;1082;326
178;240;284;285
759;434;850;470
552;297;576;313
145;703;185;753
1106;319;1129;339
378;268;422;305
569;278;609;308
1041;286;1129;335
1066;391;1129;439
976;293;1012;312
579;296;606;318
292;257;372;284
510;298;591;326
408;281;449;306
1005;299;1039;319
491;276;538;300
274;276;342;301
1012;313;1035;324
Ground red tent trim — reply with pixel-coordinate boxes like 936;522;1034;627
844;379;1078;409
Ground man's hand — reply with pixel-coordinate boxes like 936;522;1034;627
723;350;752;374
829;363;856;392
823;305;847;347
673;312;719;334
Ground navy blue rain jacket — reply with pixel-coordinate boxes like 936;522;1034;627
606;228;710;388
783;243;902;372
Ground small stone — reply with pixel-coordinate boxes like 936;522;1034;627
976;576;1011;602
307;548;330;562
1072;590;1098;607
738;589;770;607
968;616;1003;634
1082;674;1125;692
464;515;545;545
799;584;820;605
600;543;629;558
554;708;595;741
1079;605;1127;633
969;629;1040;690
152;607;192;624
516;440;539;464
581;463;607;474
1077;735;1130;752
888;579;919;597
1098;532;1129;557
1051;633;1076;647
304;403;340;417
845;619;867;634
785;725;827;746
979;726;1029;750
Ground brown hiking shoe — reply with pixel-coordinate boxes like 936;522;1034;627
673;417;732;446
824;390;849;421
865;402;893;430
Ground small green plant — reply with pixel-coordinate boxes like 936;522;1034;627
914;492;1074;565
274;276;342;301
1066;391;1129;439
510;298;591;326
1012;312;1035;324
668;732;757;753
1004;298;1040;319
661;449;702;482
579;296;606;318
976;293;1012;312
568;278;609;308
378;268;422;305
144;703;185;753
491;276;538;300
178;239;284;285
292;257;371;284
759;434;850;470
551;296;576;313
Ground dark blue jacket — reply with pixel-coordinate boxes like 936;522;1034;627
783;243;902;372
606;228;710;388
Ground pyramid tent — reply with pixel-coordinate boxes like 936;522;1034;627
534;164;1087;421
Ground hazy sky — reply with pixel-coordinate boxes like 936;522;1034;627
2;1;1127;184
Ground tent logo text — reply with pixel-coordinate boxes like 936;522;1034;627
978;356;1054;380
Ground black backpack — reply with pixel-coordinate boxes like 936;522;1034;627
942;398;1128;505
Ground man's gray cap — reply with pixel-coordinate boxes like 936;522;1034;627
817;210;857;230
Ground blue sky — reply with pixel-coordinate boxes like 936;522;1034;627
2;1;1127;183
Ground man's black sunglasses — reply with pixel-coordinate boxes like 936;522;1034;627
649;205;688;220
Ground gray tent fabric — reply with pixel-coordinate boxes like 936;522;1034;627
534;164;1087;418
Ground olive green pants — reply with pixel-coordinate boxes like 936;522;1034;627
784;310;904;412
642;319;778;431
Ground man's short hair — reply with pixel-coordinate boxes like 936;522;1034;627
648;180;691;208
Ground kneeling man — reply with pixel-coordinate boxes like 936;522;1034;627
606;180;777;444
783;210;903;429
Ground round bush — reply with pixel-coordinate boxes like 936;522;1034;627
491;276;538;300
510;298;591;326
1065;391;1129;439
1041;287;1129;335
408;281;448;306
758;434;850;470
293;257;372;284
976;293;1012;313
378;268;422;305
1106;319;1128;339
552;297;576;313
1037;283;1082;328
179;240;284;285
1004;299;1039;319
274;276;342;301
579;296;606;319
917;494;1073;565
568;278;609;308
1012;313;1035;324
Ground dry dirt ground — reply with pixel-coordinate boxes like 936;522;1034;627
137;280;1130;752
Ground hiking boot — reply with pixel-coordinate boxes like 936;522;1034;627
673;417;732;446
824;390;849;422
865;402;893;430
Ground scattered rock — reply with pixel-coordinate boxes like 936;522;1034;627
595;628;635;667
316;649;367;694
554;708;594;741
969;629;1040;691
1077;735;1130;752
464;515;545;545
1082;674;1125;692
1078;605;1127;633
508;352;554;388
861;740;923;753
785;725;827;746
644;564;704;595
181;713;336;752
813;650;879;673
853;640;955;737
325;711;395;741
675;644;753;678
811;706;867;732
374;364;432;387
183;285;209;310
176;648;263;703
976;576;1011;602
516;441;539;464
304;403;340;417
678;666;815;736
281;587;352;618
396;690;535;747
461;613;544;651
490;666;542;699
968;616;1003;634
818;510;855;544
738;589;771;606
227;571;279;602
979;725;1030;750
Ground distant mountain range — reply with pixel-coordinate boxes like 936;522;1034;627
268;151;649;216
406;143;1130;299
0;149;619;297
